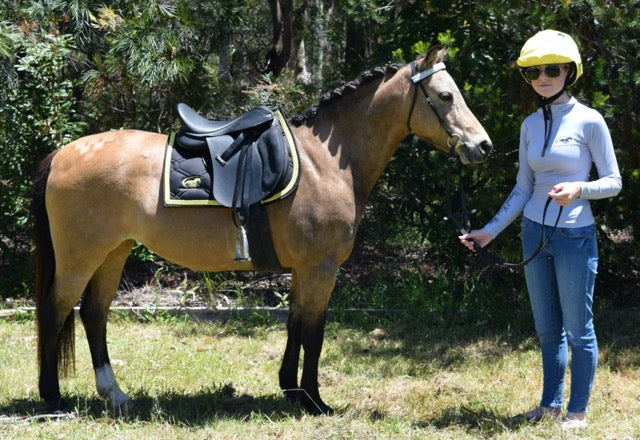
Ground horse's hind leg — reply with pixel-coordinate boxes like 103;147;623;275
38;269;93;410
38;291;80;410
79;240;133;408
280;265;335;415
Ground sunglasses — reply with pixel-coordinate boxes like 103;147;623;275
522;65;563;81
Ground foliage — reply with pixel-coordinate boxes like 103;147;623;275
0;0;638;316
0;28;85;296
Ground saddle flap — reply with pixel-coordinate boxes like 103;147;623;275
209;135;240;207
211;121;289;209
257;124;288;194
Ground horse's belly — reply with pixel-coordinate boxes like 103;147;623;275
134;207;248;271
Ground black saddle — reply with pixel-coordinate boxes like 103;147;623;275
173;103;298;225
176;103;274;137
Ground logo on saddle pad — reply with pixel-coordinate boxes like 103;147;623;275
163;106;300;208
181;176;202;188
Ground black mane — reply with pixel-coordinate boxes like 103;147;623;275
291;63;403;127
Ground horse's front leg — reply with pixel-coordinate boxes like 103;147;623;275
279;309;302;401
79;242;133;409
280;264;335;415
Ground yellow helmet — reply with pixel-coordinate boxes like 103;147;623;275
517;30;583;86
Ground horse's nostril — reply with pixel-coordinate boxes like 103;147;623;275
480;140;493;155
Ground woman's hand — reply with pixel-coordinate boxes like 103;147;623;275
548;182;582;206
458;229;493;251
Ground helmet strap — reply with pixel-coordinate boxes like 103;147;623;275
536;87;566;108
537;88;566;157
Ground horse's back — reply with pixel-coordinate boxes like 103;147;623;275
51;129;166;180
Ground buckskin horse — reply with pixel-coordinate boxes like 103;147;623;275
31;45;492;415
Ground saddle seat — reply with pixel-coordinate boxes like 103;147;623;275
177;103;274;137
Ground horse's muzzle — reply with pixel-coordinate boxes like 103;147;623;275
458;140;492;164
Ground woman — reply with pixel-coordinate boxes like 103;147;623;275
460;30;622;430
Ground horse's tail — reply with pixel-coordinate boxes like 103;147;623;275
32;150;75;378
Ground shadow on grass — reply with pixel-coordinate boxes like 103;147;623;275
370;405;542;436
424;405;535;433
2;391;532;435
1;383;308;426
323;308;640;371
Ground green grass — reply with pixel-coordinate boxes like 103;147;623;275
1;311;639;439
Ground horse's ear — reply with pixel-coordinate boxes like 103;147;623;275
418;44;449;68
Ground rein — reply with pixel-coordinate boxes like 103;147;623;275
444;148;563;268
407;61;563;268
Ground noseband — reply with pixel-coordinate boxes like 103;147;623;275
407;62;562;268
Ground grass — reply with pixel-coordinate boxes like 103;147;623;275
1;310;639;439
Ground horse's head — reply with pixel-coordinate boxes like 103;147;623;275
407;46;492;164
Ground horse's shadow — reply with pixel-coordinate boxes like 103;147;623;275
1;383;312;425
3;390;527;434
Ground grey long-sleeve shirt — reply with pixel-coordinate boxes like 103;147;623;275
484;97;622;239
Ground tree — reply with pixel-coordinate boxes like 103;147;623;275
264;0;293;76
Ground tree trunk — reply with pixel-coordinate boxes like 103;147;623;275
218;0;233;80
295;39;311;84
345;17;370;79
264;0;293;76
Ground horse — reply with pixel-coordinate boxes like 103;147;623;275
31;45;492;415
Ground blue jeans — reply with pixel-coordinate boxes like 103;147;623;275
521;217;598;413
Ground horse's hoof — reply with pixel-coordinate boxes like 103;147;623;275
112;398;134;415
282;389;333;415
283;389;299;404
298;392;333;415
305;400;333;416
45;396;71;413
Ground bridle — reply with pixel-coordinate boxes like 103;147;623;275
407;61;563;268
407;62;463;154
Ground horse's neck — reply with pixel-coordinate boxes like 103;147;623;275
307;74;410;208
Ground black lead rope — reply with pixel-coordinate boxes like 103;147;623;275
445;149;563;268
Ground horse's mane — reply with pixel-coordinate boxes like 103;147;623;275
291;63;403;127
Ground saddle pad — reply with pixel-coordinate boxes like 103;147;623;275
162;109;300;207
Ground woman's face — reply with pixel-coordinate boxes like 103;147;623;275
528;64;569;98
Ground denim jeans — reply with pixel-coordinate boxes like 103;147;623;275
521;217;598;413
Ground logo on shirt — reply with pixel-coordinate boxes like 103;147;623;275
556;136;576;145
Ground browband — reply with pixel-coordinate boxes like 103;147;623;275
411;62;446;83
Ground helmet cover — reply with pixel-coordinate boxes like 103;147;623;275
517;30;583;86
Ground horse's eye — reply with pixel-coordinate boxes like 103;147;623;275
439;91;453;102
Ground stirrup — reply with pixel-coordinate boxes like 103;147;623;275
234;225;251;261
